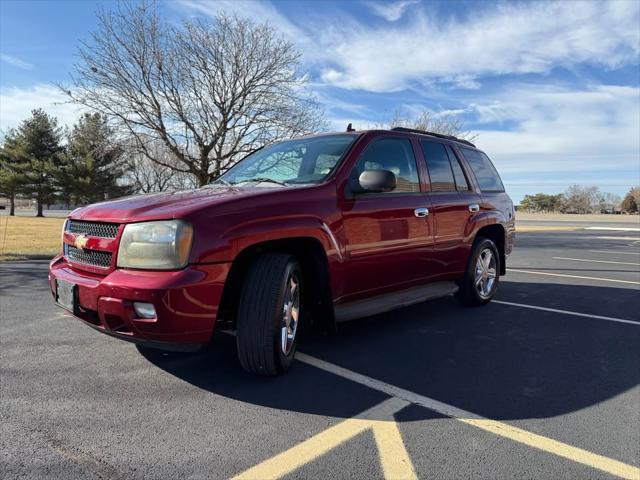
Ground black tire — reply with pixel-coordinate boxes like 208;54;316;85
236;253;302;375
456;237;500;306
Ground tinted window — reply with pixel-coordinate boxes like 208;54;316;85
446;146;470;191
460;148;505;192
353;138;420;193
420;141;455;192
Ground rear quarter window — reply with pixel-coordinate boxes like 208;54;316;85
459;148;505;192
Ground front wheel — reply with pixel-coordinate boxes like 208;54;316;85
236;253;302;375
456;238;500;306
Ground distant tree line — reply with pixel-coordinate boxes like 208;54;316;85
0;110;129;216
519;185;639;214
0;109;206;216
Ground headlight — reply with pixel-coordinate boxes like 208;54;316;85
117;220;193;270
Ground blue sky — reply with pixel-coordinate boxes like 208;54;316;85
1;0;639;202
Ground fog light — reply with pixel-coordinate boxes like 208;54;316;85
133;302;156;319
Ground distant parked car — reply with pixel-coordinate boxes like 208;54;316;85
49;127;515;375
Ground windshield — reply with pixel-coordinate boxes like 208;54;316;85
216;134;356;186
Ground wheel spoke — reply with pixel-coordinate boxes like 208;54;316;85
483;251;492;269
281;327;288;353
280;273;301;355
487;268;497;279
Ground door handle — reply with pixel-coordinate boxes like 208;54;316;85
468;204;480;213
414;207;429;218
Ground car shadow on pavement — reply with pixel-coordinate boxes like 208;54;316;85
138;281;640;422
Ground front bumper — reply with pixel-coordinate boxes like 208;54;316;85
48;255;231;349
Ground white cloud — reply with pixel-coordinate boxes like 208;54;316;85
318;1;640;91
365;0;418;22
470;84;640;178
0;53;34;70
176;0;316;54
0;84;84;134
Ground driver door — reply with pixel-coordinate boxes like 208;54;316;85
340;136;436;300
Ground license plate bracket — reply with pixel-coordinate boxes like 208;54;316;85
56;279;77;313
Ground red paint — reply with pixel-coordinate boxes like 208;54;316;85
49;129;514;349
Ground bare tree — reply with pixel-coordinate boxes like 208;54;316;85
125;140;197;193
61;1;325;187
383;108;477;141
595;191;622;213
561;185;600;213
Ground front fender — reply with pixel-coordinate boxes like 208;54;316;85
193;215;343;266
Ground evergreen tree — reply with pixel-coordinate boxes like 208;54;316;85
57;113;131;204
0;130;25;216
9;109;63;217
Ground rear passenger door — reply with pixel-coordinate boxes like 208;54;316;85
420;140;481;275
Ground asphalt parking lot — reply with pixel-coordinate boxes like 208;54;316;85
1;224;639;479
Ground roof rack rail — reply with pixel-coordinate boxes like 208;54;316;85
390;127;476;147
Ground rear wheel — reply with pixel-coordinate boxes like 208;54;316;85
236;253;302;375
456;238;500;306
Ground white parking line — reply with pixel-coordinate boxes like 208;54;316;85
585;227;640;232
552;256;640;267
589;250;640;256
507;268;640;285
593;236;640;241
493;300;640;326
297;353;640;479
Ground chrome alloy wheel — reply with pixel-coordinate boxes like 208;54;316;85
280;273;300;355
475;248;497;299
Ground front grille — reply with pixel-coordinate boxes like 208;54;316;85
68;220;120;238
66;246;113;268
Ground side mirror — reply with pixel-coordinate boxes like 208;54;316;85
351;169;397;194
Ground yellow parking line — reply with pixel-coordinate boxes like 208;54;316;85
232;398;416;480
462;419;640;480
372;418;418;480
297;353;640;480
231;416;370;480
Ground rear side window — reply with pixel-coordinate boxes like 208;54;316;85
446;146;470;191
353;137;420;193
460;148;505;192
420;141;456;192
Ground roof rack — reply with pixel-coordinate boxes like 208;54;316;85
390;127;476;147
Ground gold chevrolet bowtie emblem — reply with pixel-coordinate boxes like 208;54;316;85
74;234;89;250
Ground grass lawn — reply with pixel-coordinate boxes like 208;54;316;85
0;216;65;261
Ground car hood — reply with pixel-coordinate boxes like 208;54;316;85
70;185;281;223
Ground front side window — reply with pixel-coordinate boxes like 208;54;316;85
460;148;505;192
352;137;420;193
218;135;356;186
420;141;455;192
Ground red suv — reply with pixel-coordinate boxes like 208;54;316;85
49;127;515;375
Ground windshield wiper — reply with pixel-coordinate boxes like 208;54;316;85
240;177;288;186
